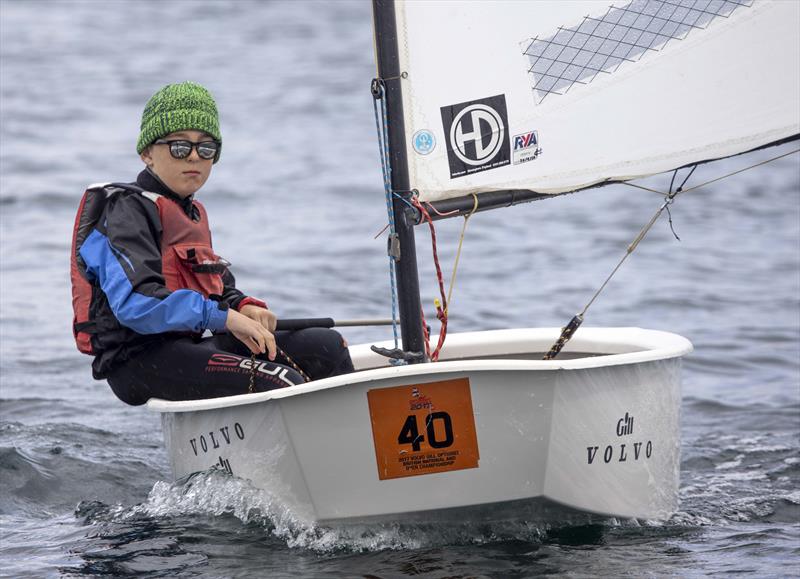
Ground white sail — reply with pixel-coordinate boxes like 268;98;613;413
394;0;800;203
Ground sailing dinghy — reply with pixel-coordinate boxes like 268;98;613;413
148;0;799;526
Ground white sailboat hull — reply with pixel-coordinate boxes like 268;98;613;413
148;327;691;525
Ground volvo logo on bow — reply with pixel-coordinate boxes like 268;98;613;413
441;94;510;179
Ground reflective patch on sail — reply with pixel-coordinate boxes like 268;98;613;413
522;0;753;103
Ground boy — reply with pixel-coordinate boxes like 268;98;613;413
73;81;353;405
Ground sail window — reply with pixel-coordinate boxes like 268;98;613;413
523;0;753;102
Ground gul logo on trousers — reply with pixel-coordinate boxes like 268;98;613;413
206;353;295;386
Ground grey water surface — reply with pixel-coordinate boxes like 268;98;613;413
1;1;798;577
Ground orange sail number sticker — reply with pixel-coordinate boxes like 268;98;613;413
367;377;479;480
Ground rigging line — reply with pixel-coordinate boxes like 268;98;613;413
663;164;695;241
668;168;678;196
373;193;418;238
665;202;680;241
581;197;671;316
620;181;665;195
380;93;401;352
277;347;311;383
411;195;448;362
425;203;460;218
543;191;679;361
392;191;417;211
378;71;408;82
676;164;697;193
248;347;311;393
619;147;800;197
373;223;389;239
445;193;479;317
676;148;800;196
371;80;401;351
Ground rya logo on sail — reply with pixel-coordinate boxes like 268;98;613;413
512;130;542;165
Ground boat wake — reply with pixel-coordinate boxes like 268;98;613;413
55;397;797;555
68;452;800;555
64;466;754;554
130;469;560;552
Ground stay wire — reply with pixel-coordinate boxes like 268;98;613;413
545;147;799;359
678;148;797;195
543;169;686;360
621;148;799;197
371;79;401;351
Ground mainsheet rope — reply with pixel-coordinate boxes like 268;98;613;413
248;347;311;393
544;147;800;360
411;195;449;361
442;193;479;316
408;193;478;361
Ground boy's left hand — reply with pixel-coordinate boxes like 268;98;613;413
240;304;277;333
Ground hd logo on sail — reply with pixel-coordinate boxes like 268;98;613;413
441;94;510;179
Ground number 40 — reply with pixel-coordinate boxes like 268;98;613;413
397;412;454;451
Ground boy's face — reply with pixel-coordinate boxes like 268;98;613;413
140;130;215;198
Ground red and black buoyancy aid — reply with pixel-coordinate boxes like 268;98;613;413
71;183;229;354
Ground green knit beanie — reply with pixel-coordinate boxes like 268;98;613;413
136;81;222;162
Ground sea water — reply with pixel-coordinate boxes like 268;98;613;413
1;1;798;576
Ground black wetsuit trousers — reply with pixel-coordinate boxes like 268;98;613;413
106;328;354;406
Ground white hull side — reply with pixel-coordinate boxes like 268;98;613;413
150;328;690;524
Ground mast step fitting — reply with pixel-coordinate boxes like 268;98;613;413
370;345;425;364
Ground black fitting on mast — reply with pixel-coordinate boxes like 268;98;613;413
373;0;426;362
370;78;383;99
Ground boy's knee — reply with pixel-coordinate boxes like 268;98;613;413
255;362;304;390
291;328;353;378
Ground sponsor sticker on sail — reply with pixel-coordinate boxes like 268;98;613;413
512;130;542;165
367;378;480;480
412;129;436;155
440;94;510;179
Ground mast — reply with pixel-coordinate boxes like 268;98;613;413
373;0;426;361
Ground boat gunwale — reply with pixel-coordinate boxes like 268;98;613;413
146;327;692;413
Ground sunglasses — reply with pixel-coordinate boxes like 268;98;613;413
154;139;220;160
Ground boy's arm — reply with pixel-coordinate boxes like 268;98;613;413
80;193;228;334
218;269;273;332
219;268;268;312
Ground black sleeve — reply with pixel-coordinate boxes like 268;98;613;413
219;268;248;310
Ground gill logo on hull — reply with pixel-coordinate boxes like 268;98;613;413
586;412;653;465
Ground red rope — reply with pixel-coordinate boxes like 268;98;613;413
421;307;431;360
411;196;448;361
424;202;460;218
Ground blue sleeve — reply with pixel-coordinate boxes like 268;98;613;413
79;195;228;334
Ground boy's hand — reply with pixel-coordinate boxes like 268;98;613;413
226;308;276;359
239;304;277;333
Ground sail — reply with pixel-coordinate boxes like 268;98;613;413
392;0;800;203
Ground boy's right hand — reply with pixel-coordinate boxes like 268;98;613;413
225;309;276;359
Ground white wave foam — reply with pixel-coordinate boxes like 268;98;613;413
784;490;800;505
129;469;554;552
